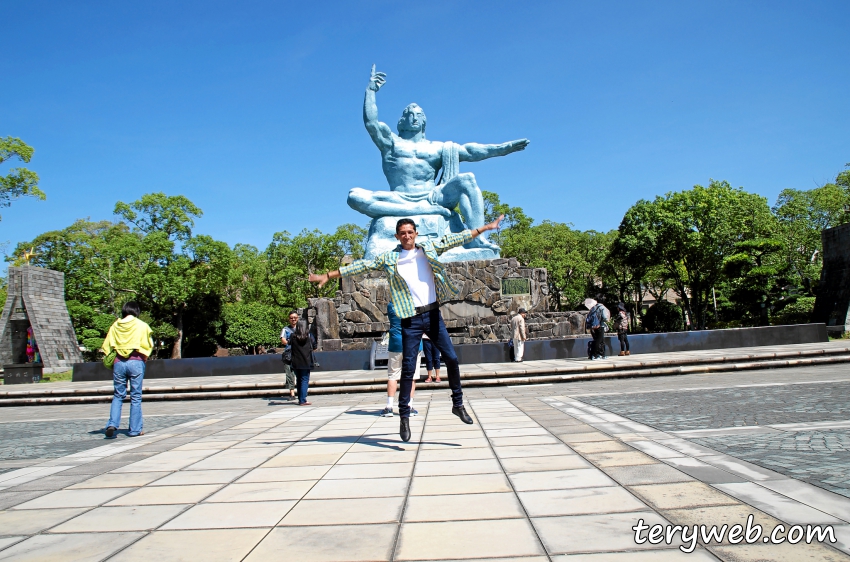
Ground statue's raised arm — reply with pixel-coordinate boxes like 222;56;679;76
458;138;530;162
363;65;393;152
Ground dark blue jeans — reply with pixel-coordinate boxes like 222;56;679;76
294;369;310;404
400;308;461;418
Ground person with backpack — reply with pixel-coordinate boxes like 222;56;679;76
101;301;153;438
584;298;610;360
615;303;631;356
290;319;317;405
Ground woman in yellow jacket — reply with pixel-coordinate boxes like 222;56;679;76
101;302;153;438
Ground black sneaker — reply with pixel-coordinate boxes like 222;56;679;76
452;406;474;424
105;426;117;439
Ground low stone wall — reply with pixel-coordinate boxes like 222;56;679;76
301;259;587;350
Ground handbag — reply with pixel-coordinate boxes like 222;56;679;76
102;349;117;370
282;347;292;364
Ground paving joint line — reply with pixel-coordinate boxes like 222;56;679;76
470;397;554;562
388;396;431;562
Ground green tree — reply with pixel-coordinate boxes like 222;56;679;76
225;244;272;305
616;180;774;330
114;193;233;358
222;302;283;354
772;170;850;293
481;191;533;247
643;300;684;333
0;137;44;220
266;224;365;310
722;238;787;325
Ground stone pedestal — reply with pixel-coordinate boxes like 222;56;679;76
813;223;850;334
3;363;42;384
304;259;587;350
0;267;84;374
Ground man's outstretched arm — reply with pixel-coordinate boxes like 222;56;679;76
434;214;505;255
364;65;393;152
458;139;530;162
308;256;381;288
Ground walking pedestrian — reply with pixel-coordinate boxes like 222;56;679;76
102;301;153;438
423;335;441;383
382;301;422;417
510;308;528;362
309;214;505;441
289;319;317;406
616;303;631;356
280;311;299;401
584;298;610;360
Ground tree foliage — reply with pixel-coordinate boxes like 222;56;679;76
0;137;44;220
266;224;366;310
222;302;283;353
615;180;775;330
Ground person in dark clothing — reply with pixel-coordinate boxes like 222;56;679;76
289;319;317;405
616;302;631;356
422;335;441;383
584;298;609;360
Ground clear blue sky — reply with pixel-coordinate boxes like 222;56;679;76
2;1;848;254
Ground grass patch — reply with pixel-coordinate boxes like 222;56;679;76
39;370;73;383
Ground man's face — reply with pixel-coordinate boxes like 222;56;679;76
395;224;417;250
401;106;425;133
289;314;298;326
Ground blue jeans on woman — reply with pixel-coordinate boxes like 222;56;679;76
399;308;462;418
107;359;145;436
294;369;311;404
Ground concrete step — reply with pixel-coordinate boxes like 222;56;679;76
1;345;848;406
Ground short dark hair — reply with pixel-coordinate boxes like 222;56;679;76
396;218;417;234
288;310;299;317
122;301;141;318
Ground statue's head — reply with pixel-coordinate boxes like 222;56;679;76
397;103;426;135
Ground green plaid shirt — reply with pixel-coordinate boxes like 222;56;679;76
339;230;473;319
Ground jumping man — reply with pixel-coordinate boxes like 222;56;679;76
309;214;504;441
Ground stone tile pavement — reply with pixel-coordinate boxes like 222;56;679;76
0;360;850;562
1;364;850;560
578;380;850;498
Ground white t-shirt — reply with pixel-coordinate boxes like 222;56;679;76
397;247;437;307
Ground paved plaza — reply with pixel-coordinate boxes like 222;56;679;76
0;361;850;560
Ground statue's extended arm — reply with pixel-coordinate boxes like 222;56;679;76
364;65;393;151
458;139;530;162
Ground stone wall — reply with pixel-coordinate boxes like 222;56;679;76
813;222;850;334
303;259;587;350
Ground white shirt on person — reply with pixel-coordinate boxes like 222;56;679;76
396;247;436;307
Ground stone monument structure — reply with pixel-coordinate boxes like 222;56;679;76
299;67;587;352
348;66;529;262
0;266;83;380
813;222;850;335
303;258;587;351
